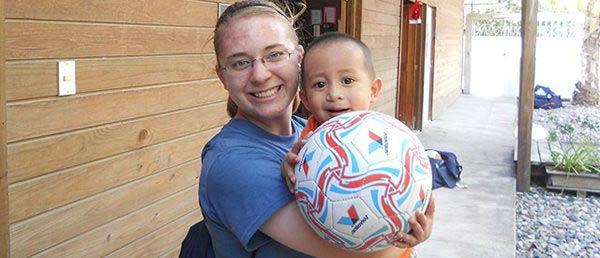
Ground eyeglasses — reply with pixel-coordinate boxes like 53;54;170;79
220;50;296;73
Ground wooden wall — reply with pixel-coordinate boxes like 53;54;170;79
362;0;464;119
421;0;464;118
361;0;402;115
1;0;10;256
4;0;233;256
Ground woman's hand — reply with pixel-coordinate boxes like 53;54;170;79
391;194;435;248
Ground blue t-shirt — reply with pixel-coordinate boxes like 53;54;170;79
199;116;311;258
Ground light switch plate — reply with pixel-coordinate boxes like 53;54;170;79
58;60;76;96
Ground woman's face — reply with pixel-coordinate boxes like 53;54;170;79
216;15;303;123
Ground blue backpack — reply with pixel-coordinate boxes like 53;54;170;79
180;211;215;258
534;85;562;110
179;220;215;258
428;150;463;189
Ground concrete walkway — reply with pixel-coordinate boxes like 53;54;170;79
415;95;517;258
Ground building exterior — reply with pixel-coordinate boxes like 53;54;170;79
0;0;463;256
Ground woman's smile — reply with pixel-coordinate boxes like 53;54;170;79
251;85;282;99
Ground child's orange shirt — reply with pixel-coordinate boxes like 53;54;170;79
300;116;320;140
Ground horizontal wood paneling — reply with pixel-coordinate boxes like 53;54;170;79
203;0;237;3
361;0;401;118
371;47;399;61
0;0;8;255
10;159;200;257
362;9;399;26
5;20;214;60
161;246;182;258
6;0;217;27
9;128;216;223
362;35;400;49
372;100;397;116
425;0;464;118
8;101;226;184
6;54;217;101
6;0;230;256
7;79;226;142
35;186;200;258
378;68;398;82
362;0;400;16
106;209;201;257
373;58;398;72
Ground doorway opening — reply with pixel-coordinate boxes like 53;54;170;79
296;0;362;46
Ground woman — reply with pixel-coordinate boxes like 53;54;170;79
199;1;433;257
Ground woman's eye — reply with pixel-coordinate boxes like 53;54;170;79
267;51;286;61
342;77;355;85
315;81;327;89
230;60;251;70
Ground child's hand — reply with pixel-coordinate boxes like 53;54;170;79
281;133;312;192
391;194;435;248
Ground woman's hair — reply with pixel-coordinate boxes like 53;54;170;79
214;0;306;118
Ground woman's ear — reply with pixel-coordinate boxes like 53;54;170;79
370;78;383;102
295;44;305;64
216;64;228;90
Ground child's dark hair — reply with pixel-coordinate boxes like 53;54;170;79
301;32;375;86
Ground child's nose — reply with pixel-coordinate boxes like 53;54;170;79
326;85;344;101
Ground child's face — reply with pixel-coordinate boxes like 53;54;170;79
300;41;382;123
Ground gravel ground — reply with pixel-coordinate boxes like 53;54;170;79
516;187;600;258
533;104;600;144
516;105;600;257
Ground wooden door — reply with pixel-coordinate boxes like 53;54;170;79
397;1;425;129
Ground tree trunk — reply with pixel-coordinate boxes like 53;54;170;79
573;0;600;106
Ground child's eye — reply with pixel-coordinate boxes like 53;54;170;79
342;77;355;85
314;81;327;89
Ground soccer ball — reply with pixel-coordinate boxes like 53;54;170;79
294;111;432;252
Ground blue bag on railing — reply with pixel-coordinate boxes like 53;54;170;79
534;85;562;110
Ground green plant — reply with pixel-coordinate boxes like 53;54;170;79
550;142;600;174
547;112;600;175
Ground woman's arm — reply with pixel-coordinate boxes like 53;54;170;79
260;201;403;258
262;195;435;258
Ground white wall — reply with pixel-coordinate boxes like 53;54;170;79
470;36;582;99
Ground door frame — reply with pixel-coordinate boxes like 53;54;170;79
418;5;436;128
340;0;362;38
413;6;426;130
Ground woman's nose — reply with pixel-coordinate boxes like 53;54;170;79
249;60;272;84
